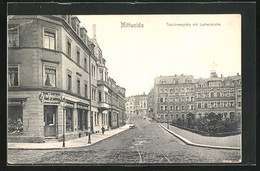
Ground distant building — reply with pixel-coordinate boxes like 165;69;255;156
125;93;148;117
7;15;125;143
150;71;241;125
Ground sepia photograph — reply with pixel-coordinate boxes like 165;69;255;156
6;3;254;165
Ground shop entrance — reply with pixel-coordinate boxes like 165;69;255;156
44;105;57;137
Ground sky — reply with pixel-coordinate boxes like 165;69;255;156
78;15;241;97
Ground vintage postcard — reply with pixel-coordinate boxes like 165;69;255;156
7;13;242;164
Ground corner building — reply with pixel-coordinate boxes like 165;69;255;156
7;15;125;143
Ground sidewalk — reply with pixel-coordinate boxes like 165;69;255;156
8;124;131;150
160;123;241;150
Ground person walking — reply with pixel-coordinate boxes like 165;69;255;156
101;126;105;135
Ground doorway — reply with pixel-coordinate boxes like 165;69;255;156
44;105;57;137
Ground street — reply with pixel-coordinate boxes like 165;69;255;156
8;115;241;164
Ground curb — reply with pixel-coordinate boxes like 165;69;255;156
160;124;241;150
8;126;130;150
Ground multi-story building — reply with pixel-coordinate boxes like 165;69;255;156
153;75;196;122
147;88;154;119
125;93;147;117
151;71;241;124
7;15;125;143
195;71;241;122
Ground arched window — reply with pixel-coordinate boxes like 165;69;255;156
210;92;214;98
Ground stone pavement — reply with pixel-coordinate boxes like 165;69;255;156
160;122;241;150
8;124;131;150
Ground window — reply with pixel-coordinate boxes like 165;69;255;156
84;83;88;98
198;103;201;108
217;91;220;97
165;106;168;111
94;112;97;125
77;50;80;65
8;66;19;87
67;40;71;57
170;106;173;110
92;87;96;101
92;64;96;78
44;30;56;50
238;101;241;107
181;106;184;110
44;66;56;87
204;103;207;108
175;106;179;111
67;73;72;91
84;57;87;71
99;90;102;102
191;97;194;101
77;78;81;95
97;113;99;125
191;105;194;110
160;106;163;111
160;98;163;102
230;112;235;120
210;92;214;98
8;28;19;47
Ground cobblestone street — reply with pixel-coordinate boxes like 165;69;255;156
8;115;241;164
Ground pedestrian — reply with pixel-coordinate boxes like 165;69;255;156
101;126;105;134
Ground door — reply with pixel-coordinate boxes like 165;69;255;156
44;105;57;137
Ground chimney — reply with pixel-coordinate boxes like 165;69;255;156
93;24;96;39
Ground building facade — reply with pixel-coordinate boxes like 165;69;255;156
125;93;148;117
7;15;125;143
151;71;241;125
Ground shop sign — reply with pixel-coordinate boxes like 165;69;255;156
39;92;61;104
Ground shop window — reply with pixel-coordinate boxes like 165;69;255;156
66;108;73;132
82;111;86;130
8;105;23;135
44;66;56;87
44;29;56;50
8;28;19;47
78;110;83;130
8;65;19;87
